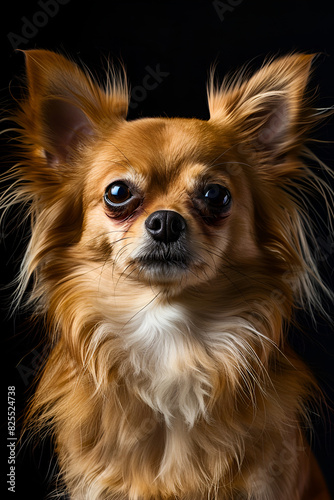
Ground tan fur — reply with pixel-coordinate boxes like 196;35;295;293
2;50;332;499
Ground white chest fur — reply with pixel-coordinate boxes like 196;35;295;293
123;302;213;428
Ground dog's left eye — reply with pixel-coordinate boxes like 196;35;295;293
193;183;232;223
105;182;132;206
203;184;231;208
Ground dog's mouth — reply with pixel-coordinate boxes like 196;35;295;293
138;254;189;270
129;243;191;283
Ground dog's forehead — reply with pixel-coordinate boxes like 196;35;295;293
106;117;228;170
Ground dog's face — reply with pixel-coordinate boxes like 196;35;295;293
81;117;257;292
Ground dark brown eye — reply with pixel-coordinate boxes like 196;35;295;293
104;182;132;207
203;184;231;208
192;183;232;224
104;181;142;221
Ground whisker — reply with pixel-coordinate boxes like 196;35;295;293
206;144;239;168
99;137;136;175
118;290;162;336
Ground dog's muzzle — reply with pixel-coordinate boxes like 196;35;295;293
133;210;189;275
145;210;186;244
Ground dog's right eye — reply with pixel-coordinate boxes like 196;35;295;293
104;181;143;221
105;182;132;206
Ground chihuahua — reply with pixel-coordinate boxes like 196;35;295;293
2;50;332;499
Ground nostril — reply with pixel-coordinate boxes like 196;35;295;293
169;213;186;237
149;216;162;232
145;212;164;235
145;210;186;243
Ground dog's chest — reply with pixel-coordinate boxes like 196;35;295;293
122;302;213;427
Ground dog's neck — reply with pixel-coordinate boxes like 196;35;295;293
95;291;274;429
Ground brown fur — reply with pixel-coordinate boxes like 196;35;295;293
1;50;333;499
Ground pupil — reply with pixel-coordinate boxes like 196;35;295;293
108;183;131;203
112;185;127;199
206;186;220;199
204;184;230;206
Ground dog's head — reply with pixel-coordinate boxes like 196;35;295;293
6;50;328;324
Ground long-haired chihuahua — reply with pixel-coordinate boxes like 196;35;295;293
2;50;333;499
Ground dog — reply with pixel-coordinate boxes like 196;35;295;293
2;49;332;499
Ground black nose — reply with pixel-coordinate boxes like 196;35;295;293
145;210;186;243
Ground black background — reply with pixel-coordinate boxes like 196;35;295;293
1;0;334;498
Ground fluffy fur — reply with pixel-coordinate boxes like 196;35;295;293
2;50;333;499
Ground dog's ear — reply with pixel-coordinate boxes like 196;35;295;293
208;54;315;158
21;50;129;165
